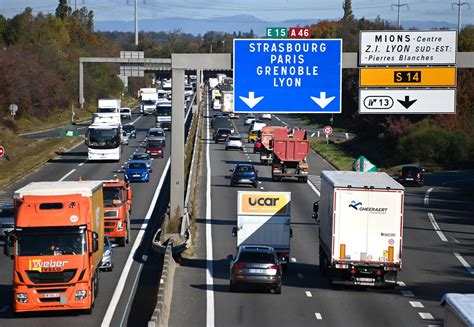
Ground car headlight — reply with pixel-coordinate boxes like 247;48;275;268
117;220;123;231
104;249;112;256
16;293;28;303
75;290;87;301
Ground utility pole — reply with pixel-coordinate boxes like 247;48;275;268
391;0;408;30
452;0;470;34
134;0;138;46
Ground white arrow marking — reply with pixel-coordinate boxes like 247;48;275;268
310;92;336;109
239;92;264;109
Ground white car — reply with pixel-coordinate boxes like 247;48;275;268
244;115;256;126
122;131;130;145
225;135;243;151
120;107;132;120
213;100;221;110
260;113;272;121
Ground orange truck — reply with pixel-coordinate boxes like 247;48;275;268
6;181;104;313
102;176;132;247
259;126;290;165
271;129;310;183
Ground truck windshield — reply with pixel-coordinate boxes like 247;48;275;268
156;108;171;116
87;128;120;149
17;227;86;256
142;100;156;105
97;108;117;113
103;187;123;207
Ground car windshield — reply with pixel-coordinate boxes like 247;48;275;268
17;228;86;256
402;166;420;175
143;100;155;105
218;129;231;134
147;142;162;148
238;252;275;263
103;187;123;206
229;136;241;141
123;125;134;132
133;154;150;160
128;162;147;169
236;165;254;173
121;109;130;113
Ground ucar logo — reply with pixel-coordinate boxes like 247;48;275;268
239;192;291;215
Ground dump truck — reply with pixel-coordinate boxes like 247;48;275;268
102;176;132;247
271;130;310;183
233;191;292;267
6;181;104;313
259;126;290;165
314;171;404;287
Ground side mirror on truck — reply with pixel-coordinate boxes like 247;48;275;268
92;232;99;253
312;201;319;221
232;227;237;237
4;234;14;259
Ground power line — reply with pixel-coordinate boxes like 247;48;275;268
391;0;408;29
452;0;470;34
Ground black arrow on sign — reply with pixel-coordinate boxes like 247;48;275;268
397;96;417;109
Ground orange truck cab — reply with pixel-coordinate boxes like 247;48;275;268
102;176;132;247
6;181;104;313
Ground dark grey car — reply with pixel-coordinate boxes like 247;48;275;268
229;245;282;294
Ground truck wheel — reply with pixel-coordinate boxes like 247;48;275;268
119;236;126;247
319;252;327;276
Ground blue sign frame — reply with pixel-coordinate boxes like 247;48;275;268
233;39;342;113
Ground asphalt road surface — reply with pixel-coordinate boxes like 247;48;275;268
169;97;474;326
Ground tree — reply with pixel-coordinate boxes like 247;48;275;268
55;0;71;20
342;0;354;21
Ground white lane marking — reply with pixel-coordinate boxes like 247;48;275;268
78;160;87;167
307;179;320;197
424;188;433;206
398;281;407;287
427;212;448;242
101;159;171;326
260;187;264;190
401;290;414;297
59;169;76;181
418;312;434;320
314;313;322;320
290;257;297;263
453;252;474;275
206;93;215;327
258;181;262;184
77;126;86;130
310;132;315;137
298;273;304;279
130;115;142;125
452;237;461;244
0;306;8;313
305;291;312;298
409;301;424;308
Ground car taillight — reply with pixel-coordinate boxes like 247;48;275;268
350;268;357;275
399;171;402;177
268;265;280;271
417;173;421;178
233;263;247;270
376;270;382;277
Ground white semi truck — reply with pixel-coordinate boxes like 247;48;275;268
314;171;404;287
97;99;121;114
233;191;292;266
140;88;158;116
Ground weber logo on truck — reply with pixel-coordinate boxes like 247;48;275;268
238;191;291;216
29;259;69;272
349;200;388;214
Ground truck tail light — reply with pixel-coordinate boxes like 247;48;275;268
376;270;382;277
350;268;357;275
233;263;247;270
388;246;394;262
339;244;346;259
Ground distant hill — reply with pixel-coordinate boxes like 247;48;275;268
94;15;461;35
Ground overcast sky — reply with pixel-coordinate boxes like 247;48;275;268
1;0;472;24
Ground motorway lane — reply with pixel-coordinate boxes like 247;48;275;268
0;112;169;326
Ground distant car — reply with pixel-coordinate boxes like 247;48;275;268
214;128;232;143
122;131;130;145
253;138;262;153
260;113;272;121
230;163;258;188
213;99;222;110
249;121;267;133
0;203;14;240
100;235;113;271
146;127;166;146
122;124;136;139
123;160;150;183
229;245;282;294
248;130;259;144
145;141;164;158
131;153;153;171
244;115;256;126
398;164;425;186
225;135;243;151
120;107;132;120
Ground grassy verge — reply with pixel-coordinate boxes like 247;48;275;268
310;139;356;171
0;128;82;188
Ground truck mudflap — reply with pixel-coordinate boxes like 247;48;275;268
329;264;399;287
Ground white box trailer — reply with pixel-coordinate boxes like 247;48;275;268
442;294;474;327
316;171;404;287
234;191;292;265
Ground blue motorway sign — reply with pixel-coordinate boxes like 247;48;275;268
233;39;342;113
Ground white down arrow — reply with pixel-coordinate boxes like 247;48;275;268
239;92;264;109
310;92;335;109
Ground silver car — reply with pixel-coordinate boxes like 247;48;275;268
131;152;153;172
146;127;166;146
100;235;113;271
122;131;130;145
0;203;14;241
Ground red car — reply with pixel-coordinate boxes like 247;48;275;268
253;138;262;153
145;141;164;158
